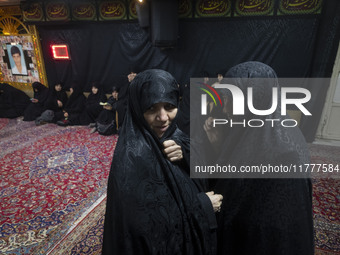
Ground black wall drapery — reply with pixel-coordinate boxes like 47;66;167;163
37;0;340;142
39;18;320;88
299;0;340;141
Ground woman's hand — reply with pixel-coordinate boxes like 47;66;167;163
206;191;223;213
32;98;38;103
163;140;183;162
57;100;63;108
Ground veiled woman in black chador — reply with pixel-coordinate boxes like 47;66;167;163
69;82;107;126
201;62;314;255
94;86;124;135
45;82;68;112
56;82;86;126
36;81;68;124
23;82;49;121
0;83;30;118
102;69;220;255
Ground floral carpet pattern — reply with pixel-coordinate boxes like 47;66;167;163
63;144;340;255
0;118;117;254
310;144;340;255
48;197;106;255
0;118;339;254
61;144;340;255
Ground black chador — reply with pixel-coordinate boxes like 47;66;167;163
0;83;30;118
199;62;314;255
102;69;217;255
45;83;68;114
55;84;86;124
23;82;49;121
71;85;106;125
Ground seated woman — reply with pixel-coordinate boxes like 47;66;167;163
102;69;222;254
61;82;106;126
81;82;107;125
0;83;30;119
23;82;49;121
91;86;125;135
35;81;68;125
56;83;86;126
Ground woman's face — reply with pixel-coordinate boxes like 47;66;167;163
112;90;118;100
128;72;137;82
55;84;62;91
143;102;178;138
92;86;98;95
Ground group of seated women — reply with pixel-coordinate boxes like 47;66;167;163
0;81;125;136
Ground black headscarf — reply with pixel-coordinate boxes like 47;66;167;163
205;62;314;255
23;82;49;121
86;83;106;106
106;86;118;106
70;83;107;125
211;61;311;169
44;82;68;111
64;83;86;114
32;82;49;105
96;86;118;125
67;83;83;102
102;69;216;255
128;69;179;140
54;82;68;102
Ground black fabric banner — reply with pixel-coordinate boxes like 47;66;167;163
37;0;340;142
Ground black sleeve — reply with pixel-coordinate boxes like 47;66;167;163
197;192;217;230
60;92;68;107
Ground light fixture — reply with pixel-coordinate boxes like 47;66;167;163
51;44;70;60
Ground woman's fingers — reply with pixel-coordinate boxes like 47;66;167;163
206;193;223;212
163;140;183;161
203;117;214;131
163;140;178;153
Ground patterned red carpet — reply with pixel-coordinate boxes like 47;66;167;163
0;118;339;254
310;144;340;255
0;118;117;254
57;145;340;255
